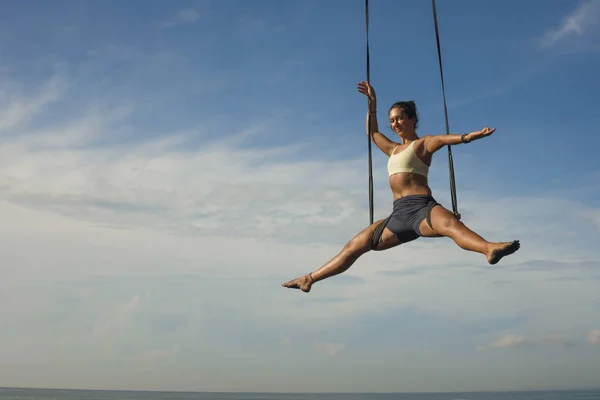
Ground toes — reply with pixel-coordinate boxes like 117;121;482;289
282;276;312;292
282;279;300;289
489;240;520;265
506;240;520;252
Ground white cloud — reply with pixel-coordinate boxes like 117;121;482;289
581;209;600;232
0;74;65;133
535;333;577;347
586;329;600;345
478;332;578;351
489;334;528;349
315;341;346;356
176;9;200;23
540;0;600;50
160;9;200;28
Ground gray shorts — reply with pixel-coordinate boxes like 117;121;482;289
372;194;439;248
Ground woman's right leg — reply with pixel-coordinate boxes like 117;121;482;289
281;219;402;293
419;204;520;264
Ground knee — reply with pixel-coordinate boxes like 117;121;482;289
344;234;372;256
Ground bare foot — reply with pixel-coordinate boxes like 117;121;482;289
282;273;314;293
487;240;520;265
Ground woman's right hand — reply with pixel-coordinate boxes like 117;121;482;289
357;81;377;108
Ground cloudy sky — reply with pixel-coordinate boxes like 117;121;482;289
1;0;599;394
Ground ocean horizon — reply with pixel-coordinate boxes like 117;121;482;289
1;387;600;400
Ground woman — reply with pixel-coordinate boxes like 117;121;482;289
282;81;519;293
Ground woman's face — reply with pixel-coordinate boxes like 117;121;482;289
389;107;414;135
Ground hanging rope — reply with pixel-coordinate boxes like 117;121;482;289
431;0;460;218
365;0;374;225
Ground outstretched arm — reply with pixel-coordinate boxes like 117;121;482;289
424;127;496;154
358;81;397;156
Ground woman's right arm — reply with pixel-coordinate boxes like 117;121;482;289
358;80;396;156
366;110;396;156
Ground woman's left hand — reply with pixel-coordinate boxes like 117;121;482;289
468;126;496;141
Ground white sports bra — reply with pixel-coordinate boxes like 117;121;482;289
387;141;429;177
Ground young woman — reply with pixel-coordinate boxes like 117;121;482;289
282;81;520;293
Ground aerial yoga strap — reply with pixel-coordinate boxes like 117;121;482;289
365;0;374;226
431;0;460;219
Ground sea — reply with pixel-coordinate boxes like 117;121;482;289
1;388;599;400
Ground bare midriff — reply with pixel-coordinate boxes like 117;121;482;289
389;172;432;200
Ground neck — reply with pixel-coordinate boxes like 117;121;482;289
399;131;419;144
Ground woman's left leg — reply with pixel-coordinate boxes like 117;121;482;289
418;204;520;264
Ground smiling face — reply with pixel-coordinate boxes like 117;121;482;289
389;104;417;137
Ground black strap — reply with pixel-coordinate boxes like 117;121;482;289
431;0;459;218
365;0;374;225
371;215;390;250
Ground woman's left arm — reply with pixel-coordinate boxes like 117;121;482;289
424;127;496;154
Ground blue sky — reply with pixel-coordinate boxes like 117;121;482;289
1;0;599;393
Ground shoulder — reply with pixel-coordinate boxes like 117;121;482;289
419;134;442;153
415;135;435;148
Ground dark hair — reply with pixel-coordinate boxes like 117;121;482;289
388;101;418;129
